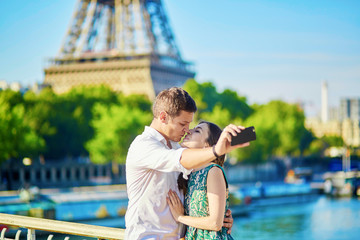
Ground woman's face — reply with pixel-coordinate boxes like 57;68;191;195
181;122;210;148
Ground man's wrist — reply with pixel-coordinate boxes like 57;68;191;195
212;145;220;158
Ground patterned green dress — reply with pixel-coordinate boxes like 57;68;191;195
184;164;231;240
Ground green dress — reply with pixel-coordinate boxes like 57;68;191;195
184;164;231;240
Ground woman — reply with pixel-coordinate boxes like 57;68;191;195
167;121;234;239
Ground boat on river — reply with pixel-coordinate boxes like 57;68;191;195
323;171;360;197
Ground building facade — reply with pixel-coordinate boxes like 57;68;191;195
306;95;360;147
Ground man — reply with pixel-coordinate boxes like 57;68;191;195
125;87;249;239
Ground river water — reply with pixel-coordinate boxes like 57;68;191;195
230;196;360;240
32;195;360;240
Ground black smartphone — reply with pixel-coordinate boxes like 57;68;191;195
231;126;256;146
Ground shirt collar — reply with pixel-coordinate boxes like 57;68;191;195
144;126;180;149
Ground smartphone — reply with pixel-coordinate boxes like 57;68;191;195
231;126;256;146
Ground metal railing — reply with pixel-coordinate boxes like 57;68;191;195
0;213;125;240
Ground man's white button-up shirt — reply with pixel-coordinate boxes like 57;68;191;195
125;126;192;240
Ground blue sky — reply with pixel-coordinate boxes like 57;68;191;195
1;0;359;117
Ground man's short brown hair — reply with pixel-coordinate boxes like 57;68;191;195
153;87;197;118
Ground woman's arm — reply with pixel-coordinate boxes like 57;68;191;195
167;167;227;231
180;125;249;170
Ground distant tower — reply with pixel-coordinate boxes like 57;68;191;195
321;81;328;123
44;0;195;99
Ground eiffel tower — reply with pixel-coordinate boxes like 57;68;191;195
44;0;195;99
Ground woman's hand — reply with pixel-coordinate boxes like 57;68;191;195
214;124;250;156
166;189;184;221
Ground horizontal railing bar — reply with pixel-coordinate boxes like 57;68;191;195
0;213;125;240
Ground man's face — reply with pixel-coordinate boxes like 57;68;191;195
165;110;194;142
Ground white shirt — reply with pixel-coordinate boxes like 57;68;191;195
125;126;192;240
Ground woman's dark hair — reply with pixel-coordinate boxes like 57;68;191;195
178;121;225;195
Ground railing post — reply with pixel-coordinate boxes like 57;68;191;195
1;228;6;240
15;230;22;240
27;229;36;240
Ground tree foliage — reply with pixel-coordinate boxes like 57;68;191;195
0;90;45;162
0;79;319;165
86;103;152;164
0;85;152;165
21;85;121;159
231;100;312;163
183;79;252;127
322;135;344;147
183;81;315;164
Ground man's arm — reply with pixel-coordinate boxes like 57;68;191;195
179;147;216;170
180;124;249;170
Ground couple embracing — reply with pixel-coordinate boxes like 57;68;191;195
125;87;249;239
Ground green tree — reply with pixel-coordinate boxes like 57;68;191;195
0;92;45;163
306;139;326;157
23;88;57;156
23;86;120;159
218;89;253;120
183;79;214;114
322;135;344;147
232;100;310;163
86;102;152;164
24;88;79;159
0;89;23;107
1;86;152;163
22;86;151;161
58;85;119;157
201;104;232;128
119;93;152;112
183;79;252;123
299;129;315;157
